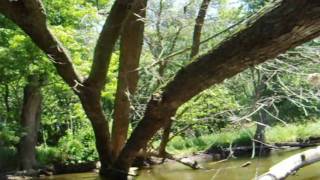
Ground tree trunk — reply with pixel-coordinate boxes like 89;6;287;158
257;146;320;180
114;98;177;176
254;110;269;155
252;71;269;154
157;61;170;157
86;0;134;90
190;0;211;58
18;75;42;170
111;0;147;160
158;120;172;156
78;88;112;173
115;0;320;174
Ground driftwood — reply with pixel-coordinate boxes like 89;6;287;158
147;151;202;169
257;146;320;180
241;161;252;167
132;151;202;170
274;136;320;148
165;155;202;169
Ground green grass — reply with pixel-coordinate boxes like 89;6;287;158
165;128;255;155
165;120;320;155
266;120;320;143
36;145;61;166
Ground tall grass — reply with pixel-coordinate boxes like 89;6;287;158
165;120;320;155
166;128;254;155
266;120;320;143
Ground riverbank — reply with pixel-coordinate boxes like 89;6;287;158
163;120;320;155
2;120;320;178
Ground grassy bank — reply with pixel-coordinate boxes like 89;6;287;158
2;121;320;170
164;120;320;155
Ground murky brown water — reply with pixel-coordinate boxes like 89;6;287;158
42;148;320;180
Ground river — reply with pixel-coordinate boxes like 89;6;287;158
43;147;320;180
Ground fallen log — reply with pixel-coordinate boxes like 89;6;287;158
274;142;319;148
54;161;97;174
257;146;320;180
167;155;202;169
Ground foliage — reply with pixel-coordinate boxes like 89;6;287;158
0;0;319;171
165;119;320;155
0;147;17;172
165;126;254;155
174;85;239;136
57;128;98;164
0;123;20;146
37;127;98;165
266;119;320;143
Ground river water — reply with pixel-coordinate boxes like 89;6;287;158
44;148;320;180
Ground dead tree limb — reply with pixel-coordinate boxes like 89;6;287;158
257;146;320;180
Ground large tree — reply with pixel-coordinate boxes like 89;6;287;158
18;74;45;170
1;0;320;179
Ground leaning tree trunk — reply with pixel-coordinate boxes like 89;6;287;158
257;146;320;180
111;0;146;160
18;75;42;170
114;1;320;177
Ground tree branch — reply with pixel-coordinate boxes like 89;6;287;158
85;0;134;89
257;146;320;180
111;0;147;159
0;0;82;89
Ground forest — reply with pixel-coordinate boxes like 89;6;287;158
0;0;320;179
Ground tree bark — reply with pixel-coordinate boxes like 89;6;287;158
18;75;42;170
86;0;135;90
158;120;172;156
115;0;320;174
111;0;147;160
257;146;320;180
78;88;112;171
190;0;211;58
254;110;267;145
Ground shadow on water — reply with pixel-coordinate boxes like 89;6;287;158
41;147;320;180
